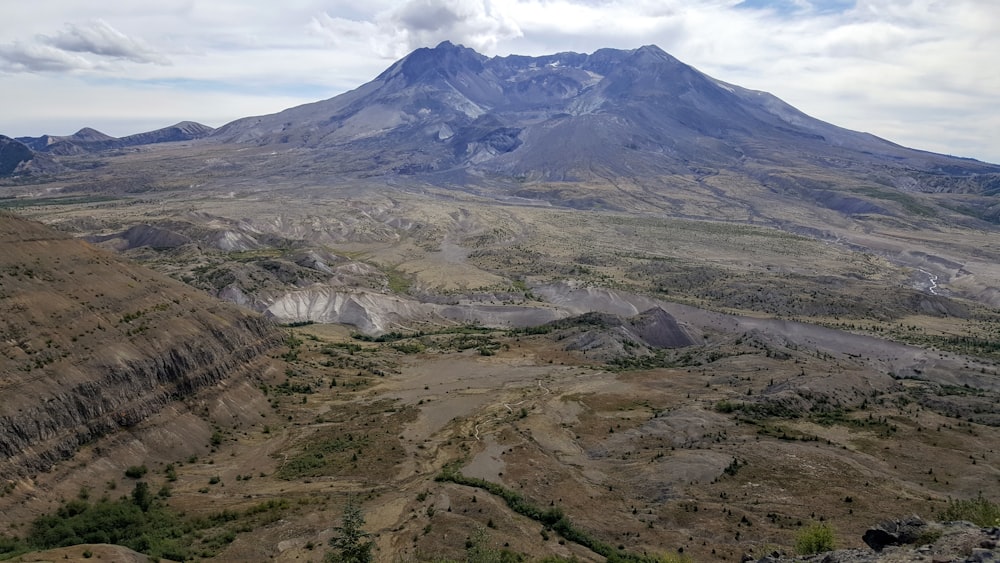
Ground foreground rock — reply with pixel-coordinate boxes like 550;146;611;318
753;517;999;563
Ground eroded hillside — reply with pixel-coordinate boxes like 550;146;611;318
0;213;283;505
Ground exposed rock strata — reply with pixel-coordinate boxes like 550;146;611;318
0;213;282;477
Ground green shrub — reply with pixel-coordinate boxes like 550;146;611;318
124;465;148;479
939;494;1000;527
795;522;835;555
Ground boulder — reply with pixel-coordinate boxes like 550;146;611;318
862;515;928;551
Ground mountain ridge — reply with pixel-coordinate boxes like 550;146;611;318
15;121;215;156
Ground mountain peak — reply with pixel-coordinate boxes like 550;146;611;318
628;44;681;66
389;40;487;84
635;44;668;56
72;127;115;141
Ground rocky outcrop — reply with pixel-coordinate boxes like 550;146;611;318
751;517;1000;563
264;285;566;334
862;515;934;551
554;307;697;360
0;213;282;477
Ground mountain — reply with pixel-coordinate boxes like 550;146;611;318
114;121;215;147
17;127;116;155
0;136;34;176
17;121;215;155
0;135;65;176
209;41;1000;191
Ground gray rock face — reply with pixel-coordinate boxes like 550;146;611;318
862;515;928;551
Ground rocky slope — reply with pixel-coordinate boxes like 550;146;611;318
0;136;35;176
0;212;282;478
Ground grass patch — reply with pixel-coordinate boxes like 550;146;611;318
276;432;371;480
385;268;412;294
850;187;936;217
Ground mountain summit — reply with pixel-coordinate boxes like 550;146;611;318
211;42;999;190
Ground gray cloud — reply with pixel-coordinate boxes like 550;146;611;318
311;0;522;58
38;19;169;65
0;41;96;73
388;0;522;53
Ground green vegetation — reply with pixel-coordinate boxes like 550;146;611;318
326;496;372;563
0;482;288;561
714;401;898;437
463;526;523;563
850;187;936;217
0;195;120;209
939;494;1000;527
794;522;835;555
385;268;412;294
124;465;148;479
276;432;370;480
436;466;661;562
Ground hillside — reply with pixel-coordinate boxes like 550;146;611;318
0;136;34;176
1;41;1000;562
0;213;282;481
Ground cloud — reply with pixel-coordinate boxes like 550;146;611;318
311;0;522;58
39;19;169;65
0;41;96;73
0;19;169;74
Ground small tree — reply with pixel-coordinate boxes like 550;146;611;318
327;496;373;563
131;481;153;512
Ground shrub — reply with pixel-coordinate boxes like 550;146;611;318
795;522;835;555
124;465;148;479
939;494;1000;527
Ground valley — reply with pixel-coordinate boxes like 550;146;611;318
2;41;1000;562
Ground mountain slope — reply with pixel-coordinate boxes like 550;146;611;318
0;213;282;478
209;42;1000;190
0;136;34;176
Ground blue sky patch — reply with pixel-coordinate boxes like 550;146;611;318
735;0;855;16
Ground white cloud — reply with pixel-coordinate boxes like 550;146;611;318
39;19;169;65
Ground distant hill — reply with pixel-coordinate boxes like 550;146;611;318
0;136;34;175
17;121;215;155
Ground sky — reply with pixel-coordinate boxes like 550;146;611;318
1;0;998;164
